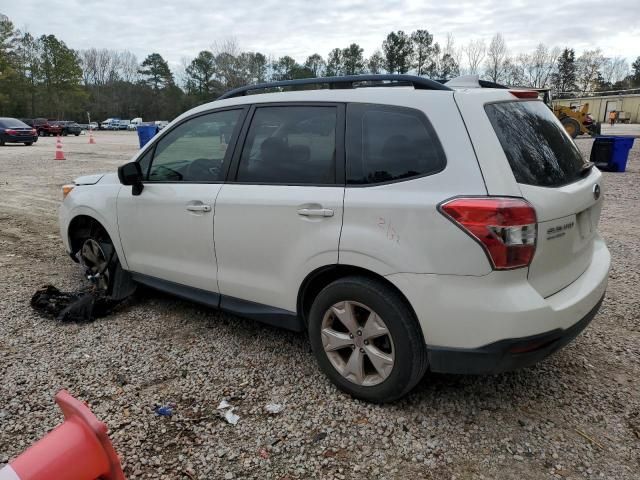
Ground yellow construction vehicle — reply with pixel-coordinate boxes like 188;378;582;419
535;88;601;138
554;103;601;138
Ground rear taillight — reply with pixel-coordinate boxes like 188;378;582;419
5;129;18;135
30;128;37;135
439;197;537;270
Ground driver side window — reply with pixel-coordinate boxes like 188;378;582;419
147;109;241;182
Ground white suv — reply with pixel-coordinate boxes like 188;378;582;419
59;75;610;403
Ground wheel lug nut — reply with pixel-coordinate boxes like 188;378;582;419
351;345;356;349
359;348;365;353
349;333;353;339
364;340;369;345
357;330;362;336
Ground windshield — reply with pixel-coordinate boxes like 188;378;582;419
485;101;586;188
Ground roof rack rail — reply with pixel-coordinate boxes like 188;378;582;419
217;74;452;100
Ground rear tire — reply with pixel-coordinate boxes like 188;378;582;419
308;276;427;403
561;117;581;139
24;142;33;146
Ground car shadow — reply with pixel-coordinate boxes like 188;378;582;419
99;283;592;414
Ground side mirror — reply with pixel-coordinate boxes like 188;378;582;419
118;162;144;195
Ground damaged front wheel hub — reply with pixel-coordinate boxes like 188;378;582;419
79;239;111;291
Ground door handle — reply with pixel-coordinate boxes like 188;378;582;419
186;204;212;212
297;208;334;217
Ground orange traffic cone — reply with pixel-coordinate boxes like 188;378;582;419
88;129;96;144
0;390;126;480
54;136;66;160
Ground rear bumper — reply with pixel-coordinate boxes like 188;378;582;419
4;135;37;143
385;235;610;372
426;294;604;374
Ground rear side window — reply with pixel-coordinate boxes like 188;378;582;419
236;106;337;184
346;104;446;185
485;101;585;187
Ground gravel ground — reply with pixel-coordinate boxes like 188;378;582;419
1;131;639;479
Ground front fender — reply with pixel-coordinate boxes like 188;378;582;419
59;183;128;270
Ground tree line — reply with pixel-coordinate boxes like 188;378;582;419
1;12;639;122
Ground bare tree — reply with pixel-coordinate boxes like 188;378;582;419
80;48;124;85
464;39;485;75
118;51;139;83
484;33;507;83
210;37;243;89
210;38;241;58
80;48;96;85
433;33;460;79
600;56;629;85
576;49;605;93
175;56;190;89
518;43;560;88
97;50;117;84
502;57;525;86
443;33;461;63
81;48;139;86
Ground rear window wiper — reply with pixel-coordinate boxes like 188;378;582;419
581;161;595;176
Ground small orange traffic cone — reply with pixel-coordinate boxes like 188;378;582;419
0;390;126;480
88;129;96;144
54;136;66;160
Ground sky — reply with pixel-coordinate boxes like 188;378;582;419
4;0;639;69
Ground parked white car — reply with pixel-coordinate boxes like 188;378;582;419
100;118;120;130
117;119;131;130
59;75;610;402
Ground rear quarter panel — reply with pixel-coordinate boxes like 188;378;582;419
452;89;524;196
339;91;491;276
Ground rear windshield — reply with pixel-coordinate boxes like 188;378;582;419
0;118;29;128
485;101;585;187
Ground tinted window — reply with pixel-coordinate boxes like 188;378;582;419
148;109;241;182
485;101;585;187
236;106;337;184
346;104;446;185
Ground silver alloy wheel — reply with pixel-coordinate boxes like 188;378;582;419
80;239;110;291
321;300;395;386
